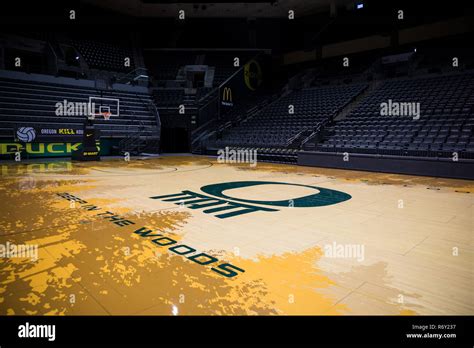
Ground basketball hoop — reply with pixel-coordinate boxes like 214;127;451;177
102;112;112;120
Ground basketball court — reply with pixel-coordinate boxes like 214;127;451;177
0;156;472;315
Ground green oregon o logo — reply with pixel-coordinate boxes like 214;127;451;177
200;181;351;207
244;59;263;91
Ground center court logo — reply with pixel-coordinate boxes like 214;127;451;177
150;181;351;219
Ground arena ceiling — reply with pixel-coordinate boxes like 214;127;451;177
81;0;356;18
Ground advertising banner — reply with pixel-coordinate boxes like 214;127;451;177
15;125;86;142
0;139;114;158
218;55;266;117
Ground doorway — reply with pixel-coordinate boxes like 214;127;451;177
160;127;190;153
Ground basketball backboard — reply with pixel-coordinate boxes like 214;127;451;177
89;96;120;119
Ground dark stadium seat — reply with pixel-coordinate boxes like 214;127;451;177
0;76;159;140
316;72;474;158
216;83;367;148
205;52;256;86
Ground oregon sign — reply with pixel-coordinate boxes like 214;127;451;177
244;59;263;91
0;141;108;158
151;181;351;219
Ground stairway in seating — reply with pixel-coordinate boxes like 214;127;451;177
333;80;381;121
299;82;375;151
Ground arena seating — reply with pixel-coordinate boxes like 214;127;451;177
144;51;259;95
197;87;213;100
316;72;474;157
152;89;187;106
310;51;378;85
0;76;159;140
146;52;197;81
216;83;367;148
70;39;136;73
205;52;256;86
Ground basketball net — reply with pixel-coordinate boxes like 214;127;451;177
102;112;112;121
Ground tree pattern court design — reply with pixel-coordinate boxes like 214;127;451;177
0;156;472;315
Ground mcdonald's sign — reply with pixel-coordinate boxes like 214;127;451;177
221;87;233;107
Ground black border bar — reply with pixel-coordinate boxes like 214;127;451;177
0;315;472;346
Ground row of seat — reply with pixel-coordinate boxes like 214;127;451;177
218;83;366;148
0;77;159;139
70;39;136;73
317;72;474;155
